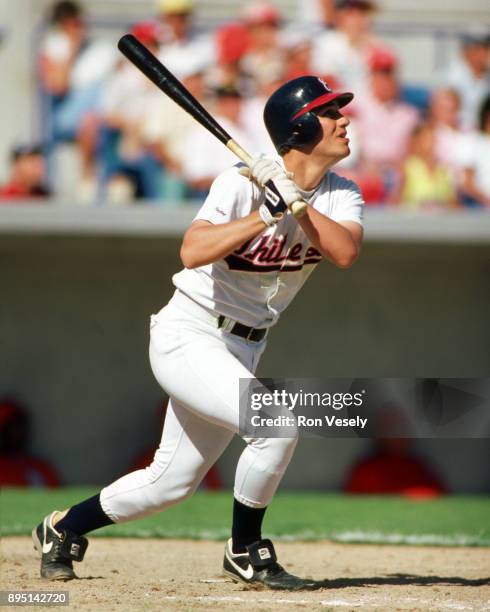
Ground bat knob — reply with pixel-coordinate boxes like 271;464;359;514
291;200;308;218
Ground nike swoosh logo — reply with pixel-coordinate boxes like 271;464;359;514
42;519;53;554
227;553;254;580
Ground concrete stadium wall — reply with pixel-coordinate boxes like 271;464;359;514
1;235;489;491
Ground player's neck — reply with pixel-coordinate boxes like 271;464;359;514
282;152;334;191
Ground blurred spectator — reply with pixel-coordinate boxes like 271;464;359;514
355;48;420;200
344;437;446;497
396;122;458;211
239;1;285;92
344;406;446;497
281;28;314;81
348;165;385;204
38;1;118;193
181;85;255;196
214;22;251;91
297;0;336;28
99;21;164;201
459;94;490;208
142;52;209;200
0;399;60;487
157;0;214;71
0;145;51;200
311;0;384;91
240;66;284;154
443;29;490;130
428;87;467;173
214;3;284;96
38;1;86;99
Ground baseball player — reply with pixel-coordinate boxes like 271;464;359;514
32;76;364;590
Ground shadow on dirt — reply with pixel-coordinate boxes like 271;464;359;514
298;574;490;590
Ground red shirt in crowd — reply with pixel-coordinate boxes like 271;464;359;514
0;182;50;200
344;451;446;498
0;456;60;487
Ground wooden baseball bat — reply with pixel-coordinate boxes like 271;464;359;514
117;34;307;218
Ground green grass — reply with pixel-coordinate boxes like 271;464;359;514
1;488;489;546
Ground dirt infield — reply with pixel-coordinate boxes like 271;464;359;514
1;538;489;611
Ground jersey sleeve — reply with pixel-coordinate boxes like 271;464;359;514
193;164;257;225
327;172;364;226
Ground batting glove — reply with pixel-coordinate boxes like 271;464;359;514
238;155;294;185
238;156;304;226
258;172;304;226
238;155;301;205
249;155;284;187
271;173;302;208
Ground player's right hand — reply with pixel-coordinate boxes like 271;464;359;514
270;173;302;208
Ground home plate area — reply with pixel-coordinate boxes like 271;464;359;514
3;538;489;610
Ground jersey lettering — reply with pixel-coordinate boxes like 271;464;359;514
225;235;322;272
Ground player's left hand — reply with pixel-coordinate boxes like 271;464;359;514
239;155;293;185
248;155;284;187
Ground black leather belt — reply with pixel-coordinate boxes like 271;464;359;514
217;315;267;342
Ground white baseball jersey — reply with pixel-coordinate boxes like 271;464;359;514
173;165;364;327
173;164;364;329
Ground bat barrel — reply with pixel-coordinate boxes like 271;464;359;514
118;34;232;147
118;34;166;88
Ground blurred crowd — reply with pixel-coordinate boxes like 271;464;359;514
0;0;489;209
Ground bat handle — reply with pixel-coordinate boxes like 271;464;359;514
226;140;308;219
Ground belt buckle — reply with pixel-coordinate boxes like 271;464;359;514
219;316;236;333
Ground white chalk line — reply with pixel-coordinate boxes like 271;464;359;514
331;530;490;547
159;594;484;609
111;529;490;547
161;595;357;606
4;526;490;546
116;529;490;547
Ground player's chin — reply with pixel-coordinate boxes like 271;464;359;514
340;140;350;153
335;144;351;161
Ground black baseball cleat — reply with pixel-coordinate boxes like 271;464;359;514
223;538;317;590
32;511;88;580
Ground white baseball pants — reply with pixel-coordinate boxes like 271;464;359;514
100;291;298;522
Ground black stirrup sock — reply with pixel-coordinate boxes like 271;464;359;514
231;498;267;554
55;493;114;536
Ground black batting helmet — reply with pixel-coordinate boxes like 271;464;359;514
263;76;353;155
